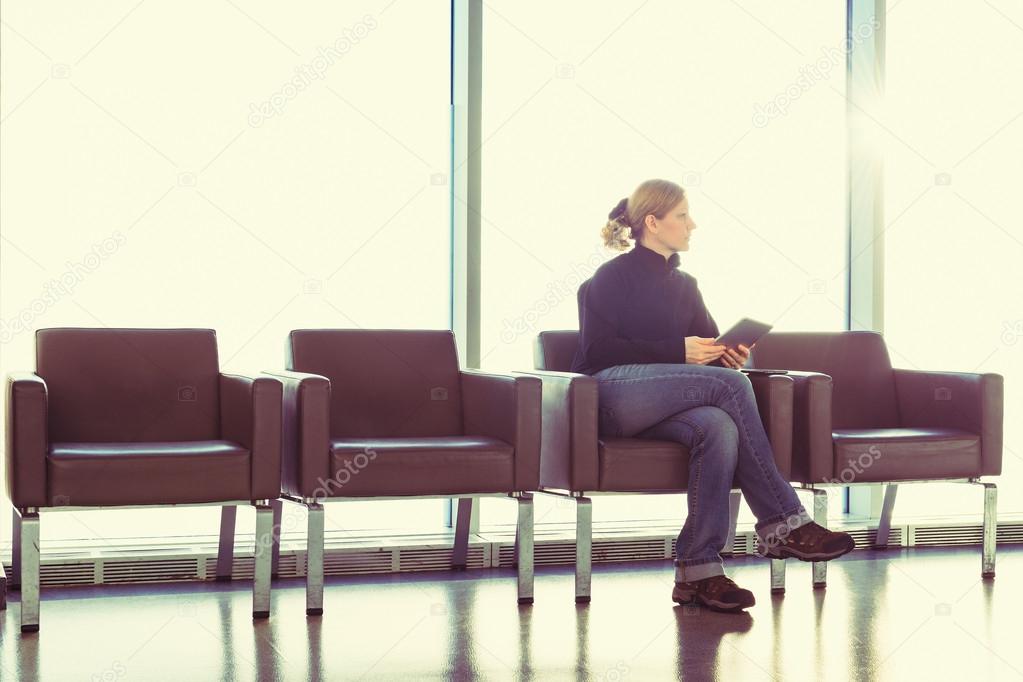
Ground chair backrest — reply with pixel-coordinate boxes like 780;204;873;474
534;277;588;372
534;331;580;372
287;329;464;438
36;328;221;442
749;331;900;429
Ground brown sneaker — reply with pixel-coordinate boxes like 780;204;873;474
672;574;756;613
756;520;856;561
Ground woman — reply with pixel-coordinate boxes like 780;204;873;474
570;178;854;613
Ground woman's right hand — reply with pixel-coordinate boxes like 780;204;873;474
685;336;726;365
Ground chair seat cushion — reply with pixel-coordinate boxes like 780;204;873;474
328;436;514;496
48;440;250;506
597;438;740;492
831;427;981;482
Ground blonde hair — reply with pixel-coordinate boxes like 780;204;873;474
600;179;687;251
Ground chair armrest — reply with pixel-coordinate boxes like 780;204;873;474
894;368;1003;476
459;369;542;491
745;373;794;479
220;373;283;500
5;372;48;508
261;369;331;498
783;370;834;483
512;369;599;492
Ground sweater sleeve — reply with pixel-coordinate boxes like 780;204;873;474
578;267;686;367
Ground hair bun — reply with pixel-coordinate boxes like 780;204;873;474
608;197;629;224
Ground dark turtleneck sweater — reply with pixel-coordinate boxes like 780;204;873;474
570;242;723;375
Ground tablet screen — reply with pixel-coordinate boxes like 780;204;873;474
713;317;773;349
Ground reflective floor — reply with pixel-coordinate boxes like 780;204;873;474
1;545;1021;681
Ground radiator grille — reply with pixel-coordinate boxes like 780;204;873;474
2;520;1019;588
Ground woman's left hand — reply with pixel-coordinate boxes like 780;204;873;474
721;343;752;369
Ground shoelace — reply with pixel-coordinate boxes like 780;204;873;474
702;574;742;595
788;521;831;547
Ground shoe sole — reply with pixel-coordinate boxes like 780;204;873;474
757;542;855;562
672;592;754;613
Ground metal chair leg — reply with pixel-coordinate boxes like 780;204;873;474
216;505;237;581
981;481;997;578
11;510;21;589
252;502;272;619
452;497;472;570
770;559;786;594
875;484;898;549
724;490;742;555
811;488;828;588
516;494;534;604
306;502;325;616
18;509;40;632
270;499;283;579
575;496;592;604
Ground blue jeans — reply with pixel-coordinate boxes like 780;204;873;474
593;363;812;582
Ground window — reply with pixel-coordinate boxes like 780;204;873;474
883;0;1023;517
478;1;847;527
0;1;453;543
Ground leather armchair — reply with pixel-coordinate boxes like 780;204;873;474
4;328;282;632
749;330;1003;578
515;330;797;601
265;329;541;615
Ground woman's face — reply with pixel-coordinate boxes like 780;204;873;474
647;197;697;252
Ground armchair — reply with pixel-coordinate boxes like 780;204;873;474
4;328;281;632
265;329;541;615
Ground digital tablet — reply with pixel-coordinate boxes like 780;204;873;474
713;317;773;349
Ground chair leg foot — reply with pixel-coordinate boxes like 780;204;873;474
451;498;472;571
306;502;325;617
874;484;898;549
811;488;828;588
10;511;21;590
252;502;273;618
981;481;997;579
515;494;534;605
770;558;786;594
18;510;40;633
724;490;742;554
216;505;238;581
575;497;592;604
270;499;283;580
977;480;994;580
1;561;7;611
